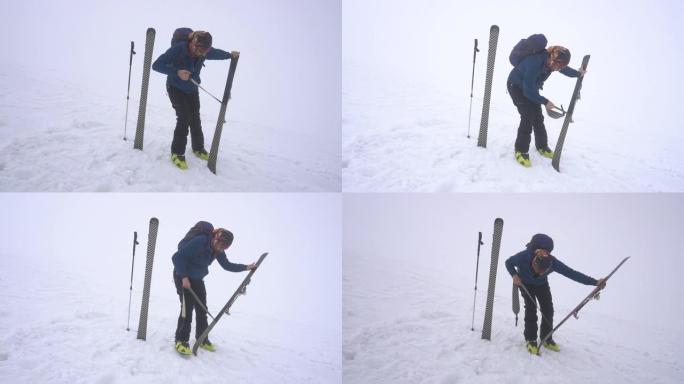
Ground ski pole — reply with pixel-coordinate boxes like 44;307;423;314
518;283;553;329
471;231;484;331
190;78;223;104
185;286;216;320
124;41;136;140
126;231;139;331
467;38;479;139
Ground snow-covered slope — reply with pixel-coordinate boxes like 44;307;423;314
343;194;684;383
0;193;342;383
0;0;341;192
342;0;684;192
344;252;682;384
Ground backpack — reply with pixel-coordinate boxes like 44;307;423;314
509;34;548;66
170;27;207;68
179;221;214;248
171;27;194;46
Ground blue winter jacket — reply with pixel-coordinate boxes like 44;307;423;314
505;249;597;286
507;51;581;105
152;42;232;94
172;229;247;280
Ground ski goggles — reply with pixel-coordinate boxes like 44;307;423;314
194;45;212;56
533;254;552;270
547;58;567;71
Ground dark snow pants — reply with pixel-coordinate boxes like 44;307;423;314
521;282;554;342
508;82;548;154
173;272;209;343
167;85;205;155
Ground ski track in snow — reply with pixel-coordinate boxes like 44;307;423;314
343;252;684;384
0;255;339;384
0;66;339;192
342;67;684;192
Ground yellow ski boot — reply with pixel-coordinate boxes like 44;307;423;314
199;339;216;352
175;341;192;355
171;154;188;170
543;339;561;352
515;152;532;168
537;147;554;159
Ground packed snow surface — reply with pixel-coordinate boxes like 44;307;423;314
343;193;684;383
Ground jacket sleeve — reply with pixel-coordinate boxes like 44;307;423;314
560;66;580;78
216;251;248;272
553;258;597;285
172;236;204;277
152;45;182;75
505;253;521;276
522;61;549;105
205;48;232;60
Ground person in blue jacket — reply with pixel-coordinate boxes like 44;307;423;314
152;31;239;170
507;46;586;167
505;233;605;354
172;221;255;355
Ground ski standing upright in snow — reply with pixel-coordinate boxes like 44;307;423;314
133;28;156;150
207;53;240;174
537;256;630;355
552;55;591;172
137;217;159;341
477;25;499;149
482;218;503;340
192;252;267;355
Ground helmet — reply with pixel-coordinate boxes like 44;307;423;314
527;233;554;252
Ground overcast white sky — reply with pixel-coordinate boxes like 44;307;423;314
343;0;684;139
0;193;342;332
0;0;340;143
344;193;684;332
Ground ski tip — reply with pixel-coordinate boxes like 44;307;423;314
491;25;499;31
581;55;591;68
150;217;159;224
494;217;504;225
146;27;156;34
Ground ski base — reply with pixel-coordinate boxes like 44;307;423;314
552;55;591;172
192;252;267;355
207;54;240;174
537;257;630;355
